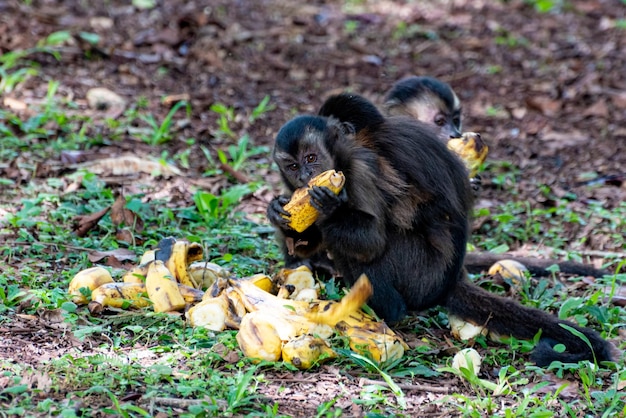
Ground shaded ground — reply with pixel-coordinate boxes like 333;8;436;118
1;0;625;416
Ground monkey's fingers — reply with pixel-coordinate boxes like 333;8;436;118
267;198;293;228
308;186;346;216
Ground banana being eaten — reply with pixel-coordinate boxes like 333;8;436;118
447;132;488;178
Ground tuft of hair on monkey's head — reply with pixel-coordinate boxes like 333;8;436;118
384;76;462;140
272;115;342;190
318;93;385;133
275;115;328;157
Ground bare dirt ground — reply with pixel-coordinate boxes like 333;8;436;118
1;0;625;416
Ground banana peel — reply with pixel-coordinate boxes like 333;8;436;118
282;335;336;369
283;169;345;232
69;266;115;304
145;260;186;313
69;241;408;370
88;282;151;314
447;132;488;177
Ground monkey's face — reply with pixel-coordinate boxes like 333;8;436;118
384;76;462;142
390;92;462;141
273;116;335;190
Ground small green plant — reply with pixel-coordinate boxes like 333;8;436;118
344;20;359;35
524;0;563;13
217;134;269;171
249;95;274;123
339;350;407;409
0;30;73;94
211;102;236;139
194;183;258;223
137;100;191;145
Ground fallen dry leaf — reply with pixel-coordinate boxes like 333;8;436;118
74;206;110;237
76;155;182;178
111;193;144;233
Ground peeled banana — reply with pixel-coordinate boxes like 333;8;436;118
188;260;230;290
275;265;316;299
145;260;186;313
187;292;230;331
447;132;488;177
68;266;115;304
283;169;346;232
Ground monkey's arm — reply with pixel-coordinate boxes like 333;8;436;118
309;186;387;262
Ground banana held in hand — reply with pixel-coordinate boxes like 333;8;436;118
447;132;488;177
145;260;186;313
68;266;115;304
283;169;346;232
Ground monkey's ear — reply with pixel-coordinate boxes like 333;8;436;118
339;121;356;136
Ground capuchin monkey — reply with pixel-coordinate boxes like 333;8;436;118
267;94;614;366
384;76;462;142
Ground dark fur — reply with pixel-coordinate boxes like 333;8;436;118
268;96;614;366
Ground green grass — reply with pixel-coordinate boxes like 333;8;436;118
1;47;625;417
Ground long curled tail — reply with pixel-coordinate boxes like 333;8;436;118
444;279;615;366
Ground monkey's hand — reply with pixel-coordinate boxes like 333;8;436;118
309;186;348;222
470;175;482;197
267;195;293;230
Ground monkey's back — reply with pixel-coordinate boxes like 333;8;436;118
336;117;473;321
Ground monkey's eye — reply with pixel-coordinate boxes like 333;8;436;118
434;115;446;126
287;163;299;171
305;154;317;164
453;116;461;127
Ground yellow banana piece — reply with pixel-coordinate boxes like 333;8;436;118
122;263;150;284
139;249;156;265
275;265;316;298
281;335;336;370
488;259;528;285
447;132;488;177
283;169;345;232
228;277;312;315
303;274;372;326
335;320;406;363
188;260;230;290
68;266;114;304
87;282;151;314
145;260;186;313
237;310;286;362
162;240;205;289
246;274;275;293
187;292;230;331
178;284;205;304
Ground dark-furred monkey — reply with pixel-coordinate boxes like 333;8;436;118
384;75;462;142
266;95;614;366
